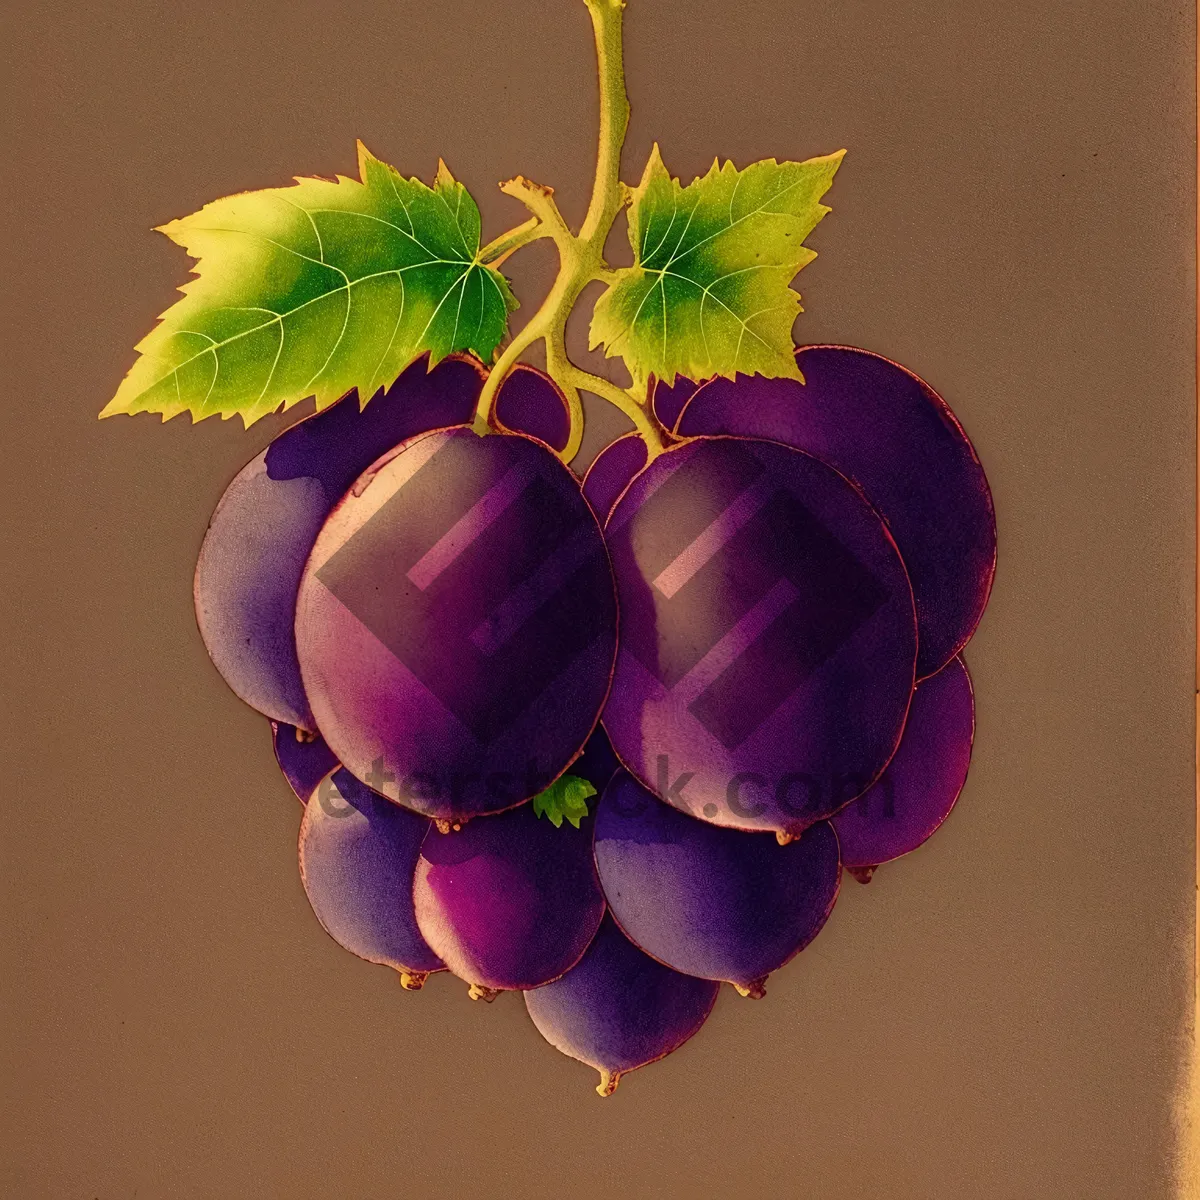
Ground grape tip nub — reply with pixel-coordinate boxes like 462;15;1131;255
733;978;768;999
596;1070;621;1097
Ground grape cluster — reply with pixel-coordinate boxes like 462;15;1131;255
200;344;993;1095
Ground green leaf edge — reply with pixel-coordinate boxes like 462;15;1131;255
589;144;846;388
99;142;518;427
532;774;598;829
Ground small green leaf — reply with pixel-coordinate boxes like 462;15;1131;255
101;142;518;425
532;774;597;829
590;144;845;387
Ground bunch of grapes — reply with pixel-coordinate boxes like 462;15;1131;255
101;0;994;1096
195;340;992;1095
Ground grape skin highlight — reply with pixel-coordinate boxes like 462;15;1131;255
194;354;487;731
195;357;574;730
295;425;618;823
601;434;917;836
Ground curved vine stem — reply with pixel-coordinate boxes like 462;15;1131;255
478;216;549;267
564;365;667;452
545;325;588;462
470;0;671;462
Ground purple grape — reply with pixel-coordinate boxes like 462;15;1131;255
594;772;841;995
601;435;916;836
581;433;647;523
675;345;996;678
195;357;573;731
524;913;719;1095
412;800;605;993
494;362;571;453
295;426;617;822
651;375;702;434
194;354;486;730
298;767;445;989
271;721;339;805
832;654;974;881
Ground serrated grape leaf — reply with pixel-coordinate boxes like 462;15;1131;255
532;774;597;829
100;143;518;426
589;145;845;387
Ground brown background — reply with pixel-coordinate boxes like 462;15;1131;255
1;1;1195;1196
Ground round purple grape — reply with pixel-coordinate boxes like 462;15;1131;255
651;375;702;434
581;432;647;523
594;772;841;995
298;767;445;989
676;345;996;678
494;362;571;453
833;654;974;880
524;913;719;1095
295;426;617;822
413;801;605;993
601;434;917;836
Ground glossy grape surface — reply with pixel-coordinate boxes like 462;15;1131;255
295;426;617;821
602;435;916;835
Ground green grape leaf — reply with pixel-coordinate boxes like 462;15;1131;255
101;143;518;426
532;774;597;829
589;144;845;387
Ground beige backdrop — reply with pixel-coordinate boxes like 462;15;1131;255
2;1;1196;1196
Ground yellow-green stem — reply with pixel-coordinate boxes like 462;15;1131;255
471;0;671;461
578;0;632;246
478;216;548;267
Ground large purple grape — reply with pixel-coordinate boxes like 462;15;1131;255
413;801;605;994
295;426;617;822
832;654;974;881
194;354;486;730
298;767;445;989
601;435;916;836
494;362;571;453
675;345;996;678
581;432;647;523
271;721;338;805
195;357;573;731
524;913;719;1095
594;773;841;995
